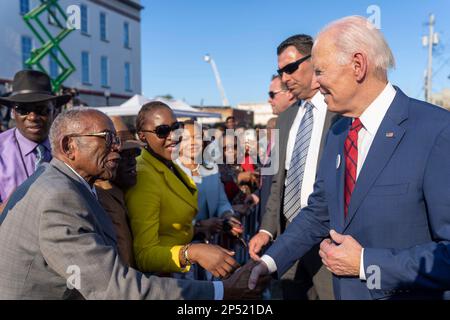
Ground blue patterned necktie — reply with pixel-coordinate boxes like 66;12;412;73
34;144;47;170
283;102;314;222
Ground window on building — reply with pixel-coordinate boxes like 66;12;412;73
81;4;89;34
49;48;59;79
20;0;30;15
124;62;131;91
100;12;107;41
21;36;32;69
81;51;90;84
123;22;130;48
101;56;109;87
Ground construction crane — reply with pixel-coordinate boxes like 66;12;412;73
204;54;230;107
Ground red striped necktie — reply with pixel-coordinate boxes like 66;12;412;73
344;118;363;217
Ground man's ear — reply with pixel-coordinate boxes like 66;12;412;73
353;52;368;82
61;136;76;160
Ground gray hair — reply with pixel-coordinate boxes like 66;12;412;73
49;107;101;154
315;16;395;79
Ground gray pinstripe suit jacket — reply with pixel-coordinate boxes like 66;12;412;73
0;158;214;300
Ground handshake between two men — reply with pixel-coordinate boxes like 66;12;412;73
244;229;365;300
220;228;361;300
222;260;272;300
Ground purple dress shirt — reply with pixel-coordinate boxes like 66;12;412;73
0;128;51;203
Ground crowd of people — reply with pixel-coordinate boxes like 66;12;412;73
0;15;450;300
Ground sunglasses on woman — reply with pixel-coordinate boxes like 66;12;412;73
140;121;184;139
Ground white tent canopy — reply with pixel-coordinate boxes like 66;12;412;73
93;94;221;118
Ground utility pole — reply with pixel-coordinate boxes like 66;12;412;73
204;54;230;107
422;14;439;102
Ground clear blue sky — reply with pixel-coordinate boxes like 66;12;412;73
141;0;450;106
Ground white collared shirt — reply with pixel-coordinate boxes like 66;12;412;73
63;162;98;200
356;82;396;279
260;91;328;240
357;83;396;178
284;91;328;210
262;83;398;279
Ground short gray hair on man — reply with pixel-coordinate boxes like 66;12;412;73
315;15;395;80
49;107;101;154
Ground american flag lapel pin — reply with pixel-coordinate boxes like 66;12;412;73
386;132;395;138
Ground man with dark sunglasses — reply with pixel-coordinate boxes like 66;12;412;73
0;70;71;211
268;75;296;115
249;34;338;300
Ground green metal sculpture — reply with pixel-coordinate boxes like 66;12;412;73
23;0;76;92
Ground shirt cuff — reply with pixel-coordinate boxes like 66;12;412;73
259;229;273;241
260;254;277;274
359;248;366;280
213;281;224;300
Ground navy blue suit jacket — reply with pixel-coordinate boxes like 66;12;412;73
265;88;450;300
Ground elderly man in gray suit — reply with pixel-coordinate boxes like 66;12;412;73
0;107;267;300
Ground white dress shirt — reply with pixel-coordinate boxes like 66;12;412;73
262;83;397;280
260;91;328;240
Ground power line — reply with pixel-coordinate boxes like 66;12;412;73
432;55;450;79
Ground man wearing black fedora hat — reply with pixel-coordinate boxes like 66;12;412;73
0;69;71;210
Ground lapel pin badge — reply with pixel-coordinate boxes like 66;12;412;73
386;132;394;138
336;154;341;169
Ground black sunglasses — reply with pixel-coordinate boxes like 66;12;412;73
141;121;184;139
277;54;311;77
66;130;121;149
268;90;285;99
14;104;53;117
